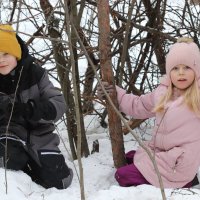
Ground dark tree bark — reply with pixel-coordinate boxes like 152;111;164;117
68;0;90;157
79;29;99;114
40;0;89;159
190;0;200;5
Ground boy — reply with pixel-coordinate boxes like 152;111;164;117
0;24;73;189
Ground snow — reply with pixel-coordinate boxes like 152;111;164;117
1;116;200;200
1;0;200;198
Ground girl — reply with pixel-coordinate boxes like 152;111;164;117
98;37;200;188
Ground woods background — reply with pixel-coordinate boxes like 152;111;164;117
1;0;200;165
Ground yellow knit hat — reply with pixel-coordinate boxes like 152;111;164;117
0;25;21;60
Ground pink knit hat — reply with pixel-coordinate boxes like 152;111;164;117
161;41;200;86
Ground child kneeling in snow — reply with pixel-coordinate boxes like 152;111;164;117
97;37;200;188
0;24;73;189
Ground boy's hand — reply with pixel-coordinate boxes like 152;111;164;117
8;99;56;121
7;101;33;119
0;94;11;120
97;81;114;100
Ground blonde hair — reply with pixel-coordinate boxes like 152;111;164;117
153;81;173;113
153;78;200;114
154;37;200;114
177;37;194;43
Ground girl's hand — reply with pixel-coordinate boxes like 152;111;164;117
97;81;114;100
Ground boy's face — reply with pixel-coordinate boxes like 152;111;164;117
0;52;17;75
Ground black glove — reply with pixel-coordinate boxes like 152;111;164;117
29;99;57;121
97;81;114;100
7;101;33;119
0;94;12;120
8;99;57;121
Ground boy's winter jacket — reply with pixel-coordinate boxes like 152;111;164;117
0;35;66;165
116;84;200;188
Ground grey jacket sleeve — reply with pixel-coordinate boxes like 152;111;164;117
38;70;66;122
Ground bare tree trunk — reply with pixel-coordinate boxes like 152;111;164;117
142;0;166;75
68;0;90;157
82;64;95;114
40;0;78;159
77;5;99;114
119;0;136;86
190;0;200;5
64;1;86;199
97;0;126;168
80;27;99;114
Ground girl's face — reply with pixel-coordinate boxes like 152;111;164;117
0;52;17;75
170;64;195;91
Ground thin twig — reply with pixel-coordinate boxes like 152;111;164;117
62;0;85;199
4;0;23;194
4;65;24;194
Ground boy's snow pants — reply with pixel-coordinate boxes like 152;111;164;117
0;134;73;189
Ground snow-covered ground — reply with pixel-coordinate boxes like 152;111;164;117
1;115;200;200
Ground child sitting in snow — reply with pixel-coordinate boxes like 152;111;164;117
0;24;73;189
97;37;200;188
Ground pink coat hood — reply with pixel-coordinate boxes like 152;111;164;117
116;84;200;188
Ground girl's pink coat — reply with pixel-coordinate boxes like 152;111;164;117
116;84;200;188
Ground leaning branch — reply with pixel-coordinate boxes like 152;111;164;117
71;24;167;200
